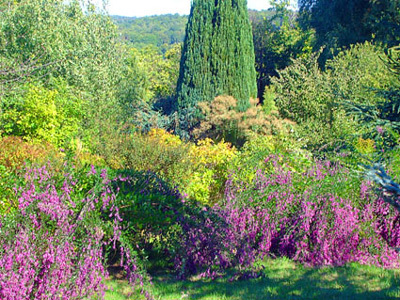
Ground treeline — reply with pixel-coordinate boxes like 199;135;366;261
111;7;309;102
112;14;188;49
112;10;275;50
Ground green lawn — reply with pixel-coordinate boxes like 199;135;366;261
104;257;400;300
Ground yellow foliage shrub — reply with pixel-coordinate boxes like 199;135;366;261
0;136;61;171
118;129;237;205
355;137;375;155
187;138;237;204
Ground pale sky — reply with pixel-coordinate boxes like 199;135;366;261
102;0;294;17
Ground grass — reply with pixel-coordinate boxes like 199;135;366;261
104;257;400;300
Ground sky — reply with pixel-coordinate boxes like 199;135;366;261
102;0;287;17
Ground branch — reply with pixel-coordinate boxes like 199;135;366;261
364;163;400;199
364;163;400;253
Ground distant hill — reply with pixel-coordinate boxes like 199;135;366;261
112;14;188;49
112;10;275;49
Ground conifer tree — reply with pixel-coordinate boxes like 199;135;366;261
176;0;257;112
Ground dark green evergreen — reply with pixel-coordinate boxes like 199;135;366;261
176;0;257;112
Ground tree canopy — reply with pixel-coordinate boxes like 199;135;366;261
298;0;400;63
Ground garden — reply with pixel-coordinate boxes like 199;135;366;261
1;0;400;299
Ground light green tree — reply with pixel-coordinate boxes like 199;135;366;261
0;0;128;152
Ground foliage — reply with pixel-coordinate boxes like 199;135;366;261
166;155;400;279
262;85;278;115
0;0;123;97
0;0;130;155
225;155;400;268
1;81;82;147
0;136;60;171
114;129;236;205
229;134;310;185
117;128;192;186
0;136;62;215
0;164;149;299
0;164;20;216
341;45;400;149
119;44;181;109
272;42;395;151
3;0;400;297
194;95;294;147
112;10;272;52
176;0;257;112
104;163;262;280
328;43;396;106
109;169;185;271
187;138;237;205
148;44;181;100
118;48;154;106
251;0;315;100
105;163;263;280
298;0;400;64
112;14;188;49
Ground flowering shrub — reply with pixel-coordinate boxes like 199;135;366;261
225;155;400;268
0;164;148;299
0;136;62;215
174;200;275;279
5;151;398;292
171;155;400;279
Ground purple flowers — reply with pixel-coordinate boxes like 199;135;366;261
224;156;400;268
2;154;399;296
0;165;147;300
174;156;400;278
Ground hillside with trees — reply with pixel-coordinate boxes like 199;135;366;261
1;0;400;299
111;10;275;50
112;14;188;49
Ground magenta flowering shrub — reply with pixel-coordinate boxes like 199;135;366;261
290;194;399;267
0;164;147;300
172;155;400;279
224;155;400;268
174;192;277;278
8;157;395;287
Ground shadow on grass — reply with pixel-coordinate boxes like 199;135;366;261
149;259;400;300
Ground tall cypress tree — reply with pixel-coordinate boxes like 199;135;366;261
176;0;257;112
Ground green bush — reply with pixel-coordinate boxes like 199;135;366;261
229;134;311;186
110;170;185;267
1;81;82;147
110;129;237;205
272;42;396;152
